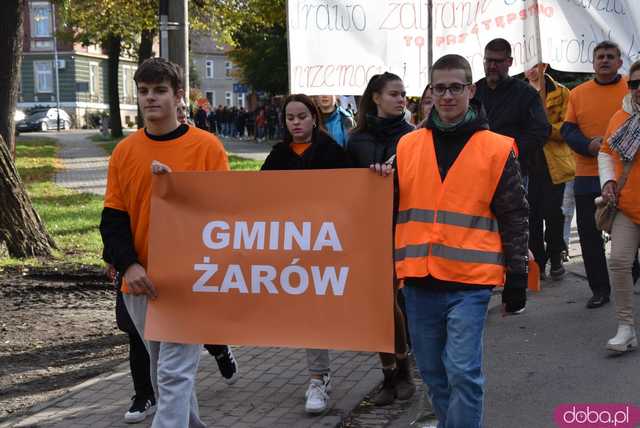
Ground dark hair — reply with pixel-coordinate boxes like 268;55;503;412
134;57;184;94
354;72;403;133
630;59;640;77
430;54;473;83
593;40;622;59
282;94;329;144
485;38;512;58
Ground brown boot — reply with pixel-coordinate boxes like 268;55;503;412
372;368;396;406
395;357;416;401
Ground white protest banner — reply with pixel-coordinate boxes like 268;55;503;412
288;0;428;96
288;0;640;96
539;1;640;74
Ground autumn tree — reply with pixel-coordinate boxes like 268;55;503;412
0;0;26;155
191;0;288;94
0;0;56;258
59;0;157;137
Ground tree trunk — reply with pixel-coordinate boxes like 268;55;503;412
0;0;26;157
136;28;154;128
0;136;56;257
106;34;123;138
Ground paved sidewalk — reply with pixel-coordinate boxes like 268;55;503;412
5;348;380;428
51;131;110;195
32;130;272;196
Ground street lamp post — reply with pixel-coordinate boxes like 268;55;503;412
158;0;189;102
51;2;61;131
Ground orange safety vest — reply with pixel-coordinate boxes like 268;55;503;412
395;128;514;286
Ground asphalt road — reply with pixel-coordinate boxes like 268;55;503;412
483;272;639;428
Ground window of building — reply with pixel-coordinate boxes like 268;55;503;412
122;66;130;99
225;61;232;78
205;60;214;79
237;93;245;109
225;91;233;107
205;91;215;107
89;62;99;95
121;66;136;101
31;2;52;38
34;61;53;93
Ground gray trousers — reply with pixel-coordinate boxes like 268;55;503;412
123;293;205;428
306;349;330;375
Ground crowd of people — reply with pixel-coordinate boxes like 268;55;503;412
100;36;640;427
192;103;283;141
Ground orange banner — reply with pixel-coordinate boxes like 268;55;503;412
145;169;395;353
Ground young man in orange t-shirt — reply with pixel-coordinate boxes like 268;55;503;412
100;58;229;428
561;41;628;309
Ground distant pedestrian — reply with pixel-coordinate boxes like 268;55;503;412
194;106;208;130
313;95;355;147
524;63;575;281
416;84;434;127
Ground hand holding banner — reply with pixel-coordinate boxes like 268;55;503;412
145;169;395;353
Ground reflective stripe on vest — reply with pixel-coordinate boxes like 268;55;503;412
397;209;499;232
394;243;505;265
394;128;514;286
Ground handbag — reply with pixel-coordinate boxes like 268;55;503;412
594;161;633;233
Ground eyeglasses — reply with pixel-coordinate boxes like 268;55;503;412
628;79;640;90
483;57;510;65
431;83;471;96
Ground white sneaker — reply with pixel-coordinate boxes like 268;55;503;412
304;374;331;399
606;324;638;352
124;396;156;424
305;379;329;414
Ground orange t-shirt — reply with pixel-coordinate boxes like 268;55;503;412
290;142;311;156
602;109;640;224
565;77;627;177
104;126;229;292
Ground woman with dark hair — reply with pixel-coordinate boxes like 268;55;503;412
417;85;434;127
261;94;350;414
347;72;416;406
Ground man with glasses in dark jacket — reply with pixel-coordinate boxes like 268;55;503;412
474;38;551;186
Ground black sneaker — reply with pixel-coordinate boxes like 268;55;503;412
550;264;565;281
213;346;239;385
124;395;156;424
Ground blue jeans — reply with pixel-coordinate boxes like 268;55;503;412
403;285;492;428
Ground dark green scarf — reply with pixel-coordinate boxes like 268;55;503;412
431;106;477;132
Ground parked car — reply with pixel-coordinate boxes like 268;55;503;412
14;109;25;136
16;108;71;132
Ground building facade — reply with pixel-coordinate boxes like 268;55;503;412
19;1;139;127
190;32;248;110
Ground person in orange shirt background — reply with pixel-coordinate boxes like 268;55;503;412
561;41;628;309
599;59;640;352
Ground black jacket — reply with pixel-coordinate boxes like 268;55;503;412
400;102;530;292
261;130;351;170
474;76;551;176
347;113;414;167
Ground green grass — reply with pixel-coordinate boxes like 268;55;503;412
0;139;263;271
100;141;118;155
228;155;262;171
0;137;105;269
